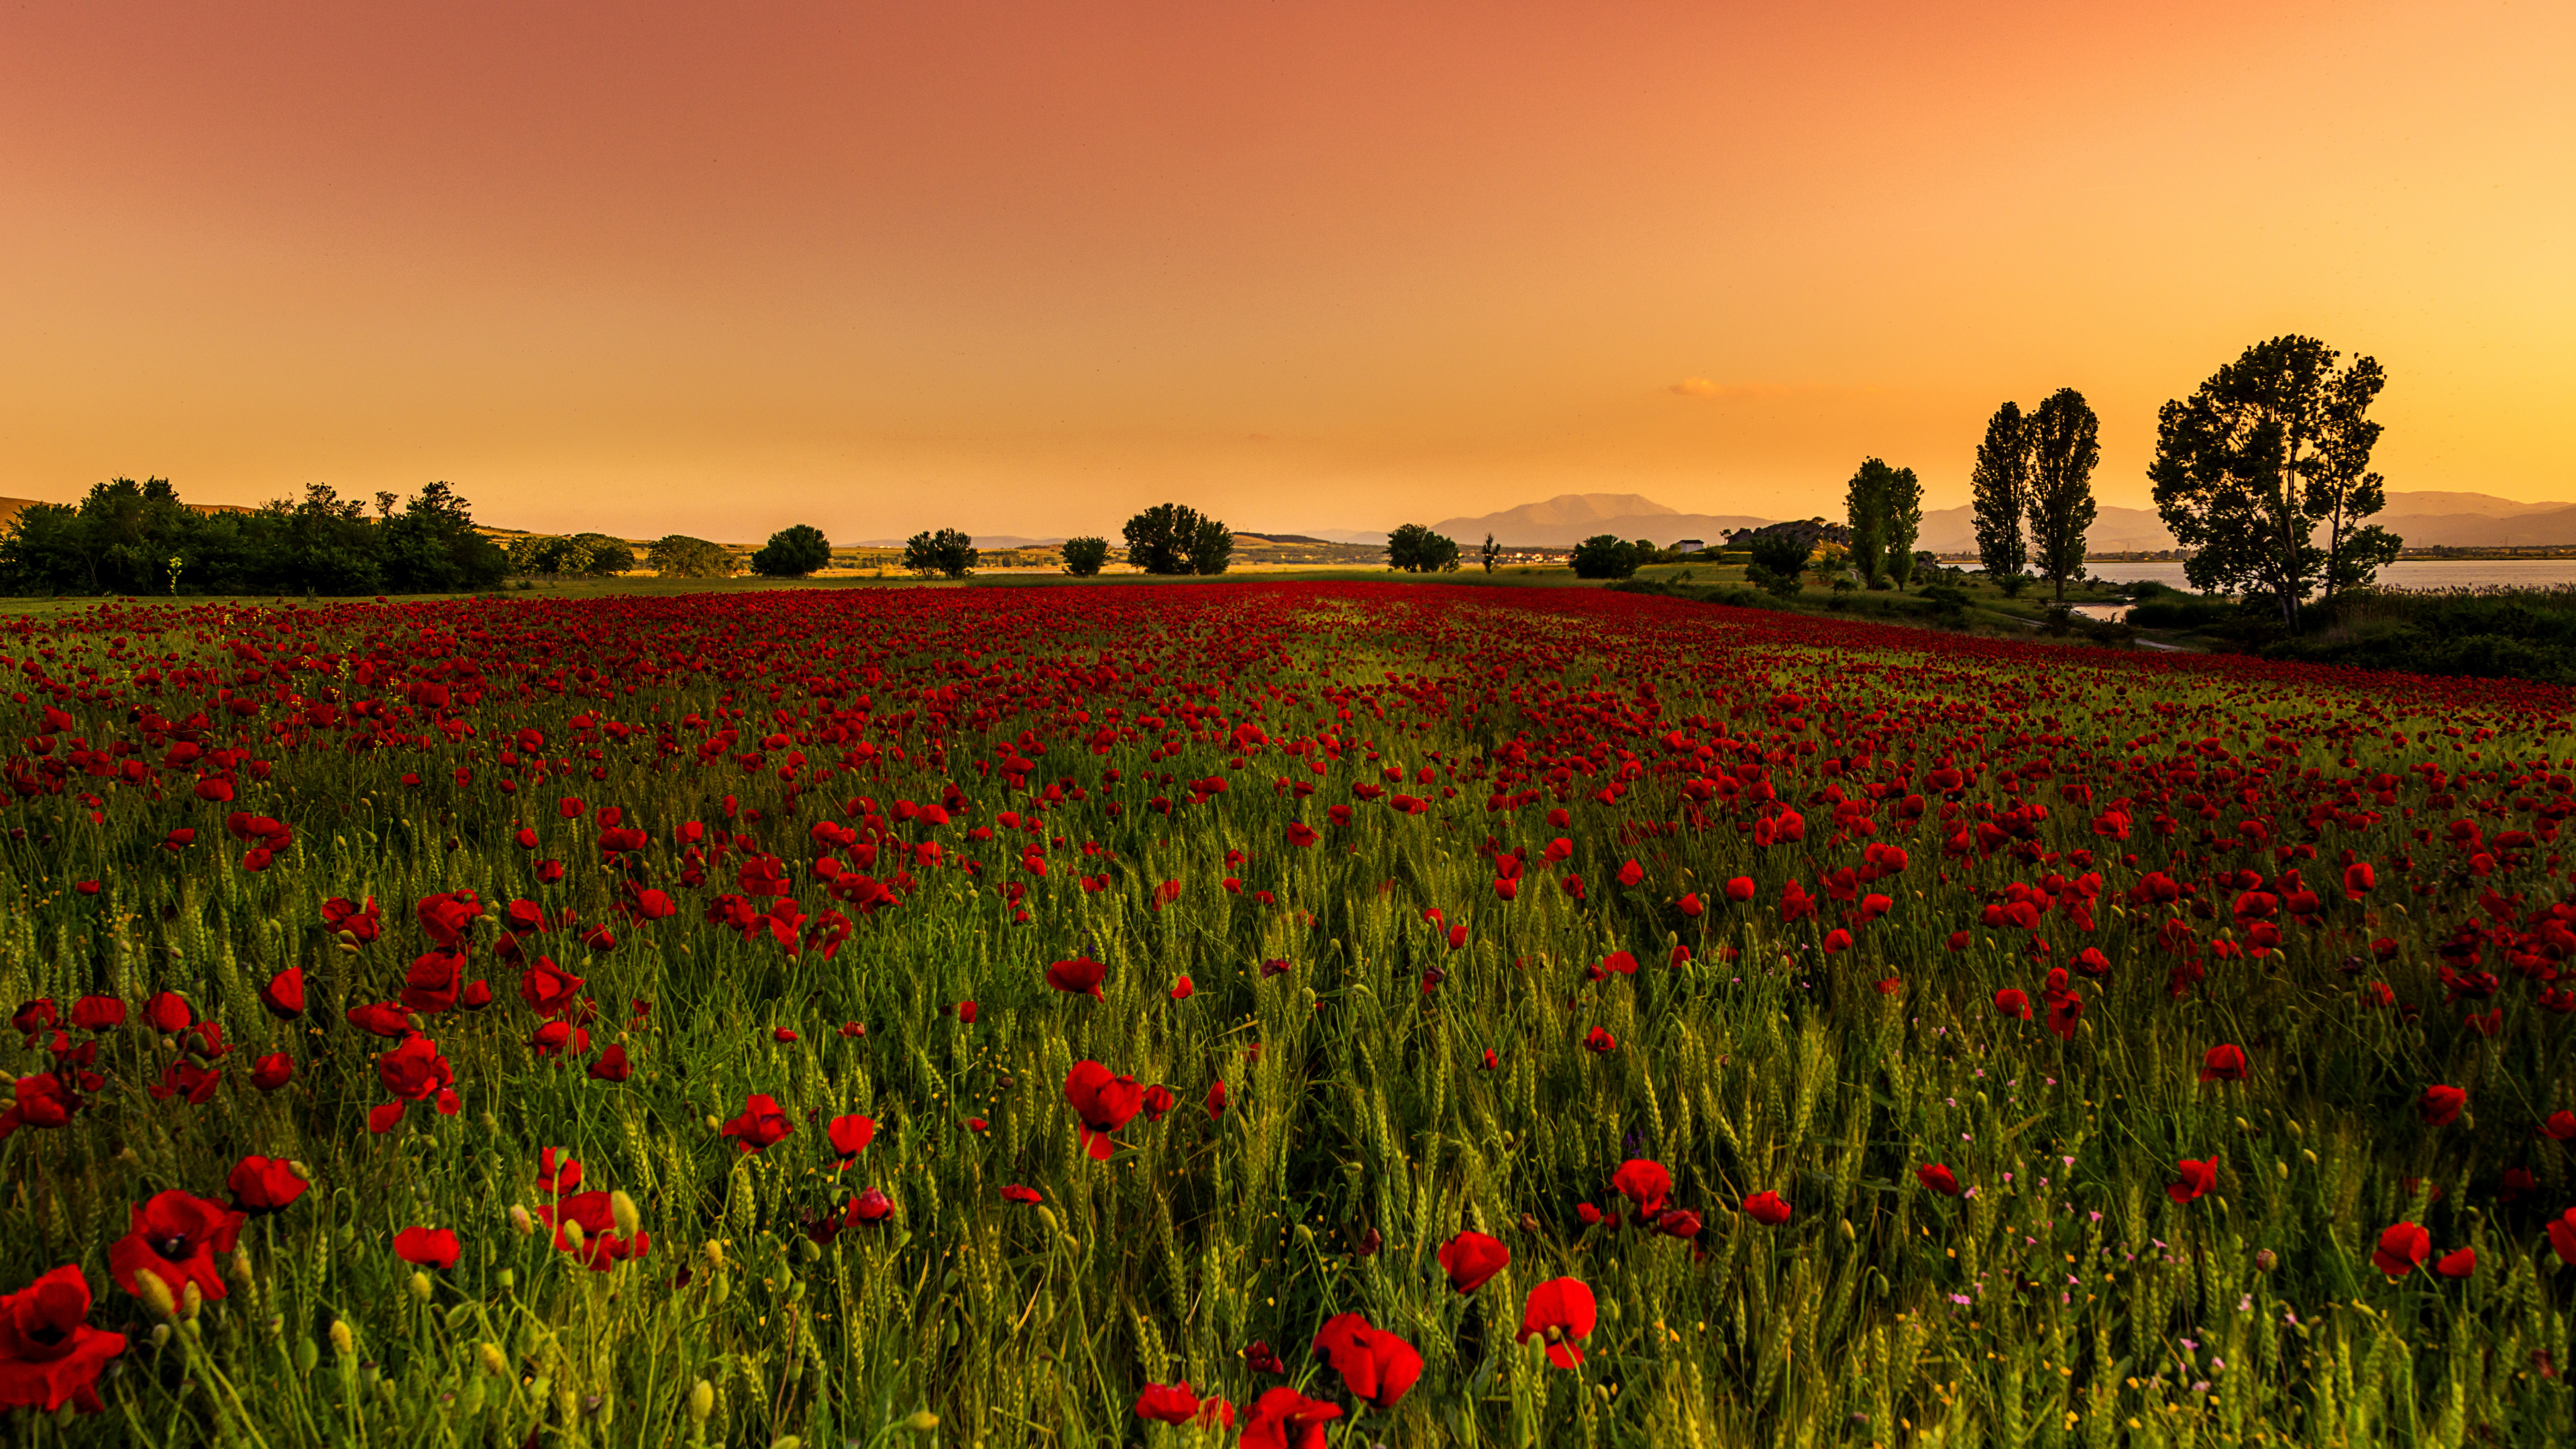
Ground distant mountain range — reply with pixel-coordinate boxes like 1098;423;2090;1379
1421;494;1771;548
1388;490;2576;552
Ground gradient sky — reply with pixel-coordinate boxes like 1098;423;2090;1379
3;1;2568;541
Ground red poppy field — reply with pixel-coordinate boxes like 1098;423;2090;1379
4;579;2575;1446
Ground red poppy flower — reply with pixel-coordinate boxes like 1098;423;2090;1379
720;1093;794;1152
1063;1060;1144;1160
1001;1184;1043;1205
2549;1209;2576;1265
2420;1085;2467;1127
1139;1083;1178;1123
1618;859;1644;887
1169;975;1195;1000
142;991;192;1034
1240;1386;1341;1449
107;1191;244;1305
2345;862;2375;894
1516;1277;1597;1368
402;952;464;1014
586;1044;632;1082
2435;1246;2475;1279
1134;1381;1202;1425
225;1156;308;1215
249;1053;293;1092
347;1002;414;1038
1584;1026;1616;1053
1285;822;1319;848
2167;1158;2216;1205
843;1189;894;1225
1611;1159;1671;1219
1310;1311;1421;1408
1917;1163;1961;1197
1205;1079;1227;1120
2371;1221;2430;1276
1743;1190;1791;1226
2542;1111;2576;1142
394;1227;461;1270
0;1265;127;1414
1044;956;1107;999
1994;988;2031;1020
1678;892;1703;917
2200;1044;2248;1083
1437;1230;1509;1293
69;996;125;1032
257;968;305;1020
535;1191;649;1271
538;1149;583;1196
370;1034;459;1132
519;959;586;1018
828;1114;876;1162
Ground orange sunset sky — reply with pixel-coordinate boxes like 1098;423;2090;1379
3;1;2568;541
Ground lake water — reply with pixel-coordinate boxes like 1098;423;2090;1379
2084;559;2576;592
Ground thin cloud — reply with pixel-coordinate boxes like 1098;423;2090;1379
1668;378;1800;400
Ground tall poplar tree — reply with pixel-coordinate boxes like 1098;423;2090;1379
1881;462;1925;587
1843;461;1887;586
2025;388;2100;601
1970;401;2031;594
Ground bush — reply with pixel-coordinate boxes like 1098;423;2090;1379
1569;535;1640;580
1061;537;1110;576
750;525;833;578
647;535;737;578
902;529;979;579
1740;532;1810;598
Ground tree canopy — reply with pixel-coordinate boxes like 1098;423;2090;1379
902;528;979;579
1569;535;1641;580
646;535;737;578
750;525;833;578
1386;523;1460;573
2149;335;2398;627
1970;401;2032;594
0;477;506;596
1061;536;1110;577
1122;504;1232;576
2027;388;2100;601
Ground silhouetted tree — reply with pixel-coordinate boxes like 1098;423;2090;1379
1061;536;1110;576
1387;523;1461;572
2027;388;2100;601
751;525;833;578
1970;402;2032;595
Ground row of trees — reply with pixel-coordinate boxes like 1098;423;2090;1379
1964;338;2398;624
0;478;508;596
1970;388;2101;600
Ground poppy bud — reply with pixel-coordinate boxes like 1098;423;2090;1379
689;1381;715;1421
480;1342;510;1377
2254;1249;2277;1272
901;1413;940;1433
136;1270;177;1320
612;1191;642;1237
409;1272;434;1303
509;1204;535;1236
329;1320;356;1358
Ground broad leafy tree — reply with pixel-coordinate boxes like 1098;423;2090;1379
2026;388;2100;601
1122;503;1232;576
902;528;979;579
750;524;833;578
2149;336;2397;627
1061;536;1109;576
1569;534;1640;580
1387;524;1460;573
647;535;737;578
1970;401;2031;593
